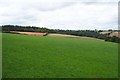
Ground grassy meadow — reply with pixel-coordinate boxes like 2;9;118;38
2;33;118;78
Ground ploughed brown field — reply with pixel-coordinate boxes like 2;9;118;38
47;33;80;38
100;31;111;35
10;31;46;36
9;31;104;41
100;31;120;38
47;33;104;41
110;32;120;38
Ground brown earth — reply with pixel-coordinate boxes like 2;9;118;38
110;32;120;38
47;34;80;38
10;31;46;36
100;32;111;35
47;33;104;41
10;31;104;41
100;31;120;38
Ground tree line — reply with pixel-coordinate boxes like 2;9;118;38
1;25;120;43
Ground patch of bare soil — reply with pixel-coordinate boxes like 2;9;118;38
100;32;111;35
10;31;46;36
47;34;80;38
110;32;120;38
47;33;104;41
100;31;120;38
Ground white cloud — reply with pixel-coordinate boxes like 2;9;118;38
0;0;118;30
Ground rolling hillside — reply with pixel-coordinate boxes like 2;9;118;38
3;33;118;78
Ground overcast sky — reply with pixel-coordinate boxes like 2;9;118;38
0;0;119;30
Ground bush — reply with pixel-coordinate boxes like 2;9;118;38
105;36;120;43
43;33;48;36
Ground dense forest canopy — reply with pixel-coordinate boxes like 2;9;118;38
1;25;120;43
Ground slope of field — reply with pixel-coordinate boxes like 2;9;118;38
47;33;104;41
3;33;118;78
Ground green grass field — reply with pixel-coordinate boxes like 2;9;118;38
2;33;118;78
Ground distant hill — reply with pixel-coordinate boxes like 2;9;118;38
1;25;120;43
100;31;120;38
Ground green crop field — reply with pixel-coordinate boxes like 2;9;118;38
2;33;118;78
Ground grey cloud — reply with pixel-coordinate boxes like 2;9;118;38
25;2;76;11
0;0;118;30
